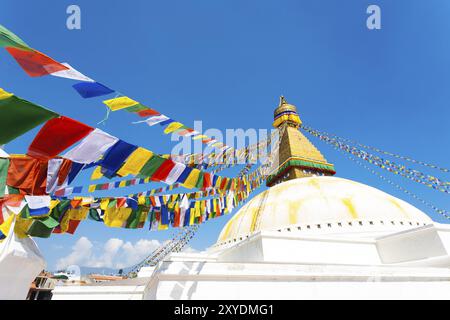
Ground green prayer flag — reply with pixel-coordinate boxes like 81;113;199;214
88;208;102;222
0;158;9;197
50;200;71;221
7;186;19;194
125;208;141;229
27;216;59;238
0;24;31;50
125;103;148;113
195;172;204;189
0;95;58;144
138;156;166;178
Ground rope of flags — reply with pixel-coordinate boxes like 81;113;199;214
53;158;239;197
0;24;232;153
0;164;266;239
329;141;450;220
303;126;450;194
0;88;253;201
303;125;449;173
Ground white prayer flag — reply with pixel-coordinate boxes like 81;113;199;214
164;162;186;185
24;195;51;209
144;115;170;126
63;128;119;164
50;63;95;82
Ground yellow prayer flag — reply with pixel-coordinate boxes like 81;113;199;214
163;122;184;134
119;180;127;188
0;214;15;240
103;96;139;111
49;200;60;210
103;207;133;228
158;224;169;230
14;217;32;239
88;185;96;193
91;166;103;180
182;168;201;189
0;88;13;100
138;196;146;205
100;198;110;211
117;147;153;177
193;135;207;140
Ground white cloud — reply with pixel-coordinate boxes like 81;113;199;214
56;237;162;270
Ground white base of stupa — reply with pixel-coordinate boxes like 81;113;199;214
52;223;450;300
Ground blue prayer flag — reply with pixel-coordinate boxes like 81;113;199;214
72;82;115;99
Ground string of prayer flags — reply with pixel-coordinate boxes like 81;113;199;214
1;167;266;239
72;81;115;98
0;24;31;51
50;63;94;82
5;47;69;77
27;116;94;160
0;89;58;145
0;24;240;154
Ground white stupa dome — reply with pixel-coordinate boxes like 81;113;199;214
217;176;433;244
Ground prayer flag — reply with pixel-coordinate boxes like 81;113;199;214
28;116;94;159
0;24;31;50
0;88;13;100
7;155;49;195
116;147;153;177
183;168;201;189
163;122;184;134
164;162;186;185
5;47;69;77
136;108;160;118
138;156;166;178
50;63;94;82
72;81;114;98
103;96;139;111
142;114;170;126
0;214;14;241
46;159;63;194
0;94;58;145
151;159;175;182
64;129;119;164
0;158;9;197
100;140;138;174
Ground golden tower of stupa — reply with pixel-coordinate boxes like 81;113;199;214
266;96;336;187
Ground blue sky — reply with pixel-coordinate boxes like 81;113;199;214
0;0;449;271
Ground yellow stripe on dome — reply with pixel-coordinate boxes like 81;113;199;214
288;198;305;225
388;198;410;219
308;178;322;189
341;198;358;219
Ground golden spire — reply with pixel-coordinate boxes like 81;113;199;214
273;96;302;128
267;96;335;187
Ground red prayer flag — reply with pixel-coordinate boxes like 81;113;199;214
203;172;212;190
151;159;175;182
137;108;160;117
28;116;94;160
116;198;127;208
5;47;69;77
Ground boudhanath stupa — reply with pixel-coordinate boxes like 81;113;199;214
50;97;450;300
